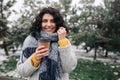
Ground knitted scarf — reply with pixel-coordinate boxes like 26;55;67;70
23;31;62;80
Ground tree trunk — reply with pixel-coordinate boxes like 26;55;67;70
105;50;108;57
3;40;9;56
94;48;97;60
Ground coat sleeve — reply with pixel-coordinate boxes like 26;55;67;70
16;54;39;77
16;35;39;77
59;46;77;73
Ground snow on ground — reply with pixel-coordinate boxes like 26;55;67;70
0;49;7;64
0;49;21;64
0;55;7;64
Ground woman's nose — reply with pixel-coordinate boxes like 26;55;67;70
47;21;51;26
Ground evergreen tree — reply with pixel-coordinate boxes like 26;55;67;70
102;0;120;54
0;0;15;56
75;0;120;59
10;0;44;50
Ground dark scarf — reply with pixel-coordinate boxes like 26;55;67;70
38;31;62;80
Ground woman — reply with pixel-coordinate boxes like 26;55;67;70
17;7;77;80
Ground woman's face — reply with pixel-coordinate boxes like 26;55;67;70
41;13;56;34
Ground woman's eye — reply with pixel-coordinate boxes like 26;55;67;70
42;19;55;23
42;20;47;23
51;20;54;23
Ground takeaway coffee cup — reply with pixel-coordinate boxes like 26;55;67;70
39;38;50;49
38;37;51;56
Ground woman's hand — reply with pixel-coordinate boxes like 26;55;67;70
34;46;49;60
57;27;67;40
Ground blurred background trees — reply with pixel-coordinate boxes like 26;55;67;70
0;0;120;60
0;0;16;56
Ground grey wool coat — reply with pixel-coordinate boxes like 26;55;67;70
16;35;77;80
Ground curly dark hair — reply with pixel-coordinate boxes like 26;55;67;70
30;7;67;37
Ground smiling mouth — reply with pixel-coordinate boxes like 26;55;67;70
46;28;52;31
44;28;55;33
45;27;54;30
